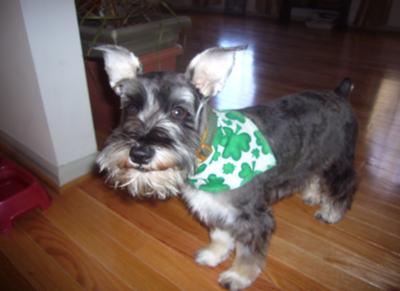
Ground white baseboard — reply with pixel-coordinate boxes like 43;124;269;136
0;130;98;186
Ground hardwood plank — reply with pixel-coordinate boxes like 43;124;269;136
0;225;83;291
284;196;400;255
44;191;181;291
268;236;379;290
46;187;225;291
16;211;132;291
265;258;328;291
353;193;400;223
275;217;400;289
0;251;35;291
274;197;400;274
349;203;400;237
80;177;208;250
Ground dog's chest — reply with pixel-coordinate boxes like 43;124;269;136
181;186;237;225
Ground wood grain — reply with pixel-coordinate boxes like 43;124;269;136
0;251;35;291
0;224;83;291
1;14;400;291
16;212;131;291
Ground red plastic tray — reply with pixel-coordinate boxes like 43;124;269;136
0;156;51;233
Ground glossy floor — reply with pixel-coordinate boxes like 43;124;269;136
1;14;399;290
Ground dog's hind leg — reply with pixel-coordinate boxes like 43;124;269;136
315;160;357;224
195;228;235;267
301;175;322;205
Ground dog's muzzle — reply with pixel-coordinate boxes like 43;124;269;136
129;145;155;166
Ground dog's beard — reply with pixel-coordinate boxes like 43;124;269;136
96;139;194;199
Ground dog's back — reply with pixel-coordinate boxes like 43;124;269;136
241;79;358;222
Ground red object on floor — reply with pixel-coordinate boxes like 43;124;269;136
0;156;51;233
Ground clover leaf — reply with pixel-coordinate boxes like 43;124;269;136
222;131;251;161
252;148;260;158
239;162;262;186
226;111;246;123
199;174;230;192
213;127;233;148
254;130;272;155
223;163;235;174
194;164;207;175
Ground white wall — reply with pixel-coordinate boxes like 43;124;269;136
0;0;98;185
0;1;57;167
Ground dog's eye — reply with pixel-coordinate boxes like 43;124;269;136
171;106;187;120
126;104;139;114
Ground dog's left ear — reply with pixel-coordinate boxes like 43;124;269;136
94;45;143;89
185;45;247;98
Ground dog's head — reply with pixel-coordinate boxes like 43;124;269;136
96;45;245;198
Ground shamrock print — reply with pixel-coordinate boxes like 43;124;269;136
194;164;207;175
225;111;246;123
221;125;251;161
223;163;235;174
188;109;277;193
252;148;260;158
239;162;262;186
199;174;230;192
255;130;272;155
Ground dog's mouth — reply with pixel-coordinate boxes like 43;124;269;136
132;164;151;172
129;162;176;173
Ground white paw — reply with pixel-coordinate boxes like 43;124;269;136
195;248;224;267
218;270;252;291
303;196;321;205
315;209;342;224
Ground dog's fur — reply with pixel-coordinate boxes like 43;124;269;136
96;45;358;290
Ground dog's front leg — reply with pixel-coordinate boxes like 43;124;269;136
196;228;235;267
219;209;275;291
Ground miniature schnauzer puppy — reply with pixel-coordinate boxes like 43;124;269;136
96;45;358;290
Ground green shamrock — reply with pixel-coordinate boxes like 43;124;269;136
254;130;272;155
252;148;260;158
211;151;221;162
239;162;262;185
222;126;251;161
213;127;232;148
194;164;207;175
222;118;233;126
226;111;246;123
223;163;235;174
199;174;230;192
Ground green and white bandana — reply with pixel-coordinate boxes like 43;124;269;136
188;109;277;192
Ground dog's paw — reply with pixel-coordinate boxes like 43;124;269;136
218;270;252;291
303;196;320;205
195;248;225;267
315;210;342;224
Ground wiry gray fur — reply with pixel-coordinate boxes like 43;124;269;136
95;45;358;290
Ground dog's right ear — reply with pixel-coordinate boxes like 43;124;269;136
94;45;142;93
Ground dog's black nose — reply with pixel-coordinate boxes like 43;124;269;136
129;145;155;165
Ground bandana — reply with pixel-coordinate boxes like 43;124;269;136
188;108;276;192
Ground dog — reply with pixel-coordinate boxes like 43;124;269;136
95;45;358;290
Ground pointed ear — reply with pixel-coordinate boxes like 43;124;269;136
185;45;247;97
94;45;142;90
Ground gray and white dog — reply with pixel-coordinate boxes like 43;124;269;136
96;45;358;290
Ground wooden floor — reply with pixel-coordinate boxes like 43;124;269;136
1;14;400;290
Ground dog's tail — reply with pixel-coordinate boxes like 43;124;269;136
335;78;353;98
